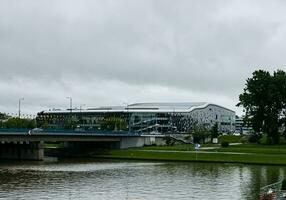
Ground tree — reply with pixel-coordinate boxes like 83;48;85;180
0;112;9;128
192;123;210;144
3;117;36;129
210;123;219;140
0;112;9;120
237;70;286;144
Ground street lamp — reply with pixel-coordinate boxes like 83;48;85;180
79;104;86;126
123;102;130;132
80;104;86;111
18;98;24;118
66;97;72;113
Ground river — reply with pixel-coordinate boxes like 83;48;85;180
0;158;285;200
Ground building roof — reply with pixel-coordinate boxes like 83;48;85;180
40;102;235;114
127;102;208;112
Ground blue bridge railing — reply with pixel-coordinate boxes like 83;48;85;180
0;128;141;136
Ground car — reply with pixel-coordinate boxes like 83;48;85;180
31;128;44;133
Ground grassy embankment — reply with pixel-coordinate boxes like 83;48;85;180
101;144;286;165
99;136;286;165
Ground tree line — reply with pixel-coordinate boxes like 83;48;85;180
0;114;36;129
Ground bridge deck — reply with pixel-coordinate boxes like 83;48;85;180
0;129;141;142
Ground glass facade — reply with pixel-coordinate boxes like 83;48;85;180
36;103;236;134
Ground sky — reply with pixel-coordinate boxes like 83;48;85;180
0;0;286;117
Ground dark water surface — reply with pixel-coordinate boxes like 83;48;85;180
0;158;285;200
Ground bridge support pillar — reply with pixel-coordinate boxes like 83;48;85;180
0;141;44;161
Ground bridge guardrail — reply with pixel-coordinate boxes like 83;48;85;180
260;178;283;200
0;128;142;136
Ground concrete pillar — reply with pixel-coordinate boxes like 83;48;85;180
120;137;145;149
0;141;44;161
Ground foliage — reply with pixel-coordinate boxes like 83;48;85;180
237;70;286;144
192;124;210;144
221;142;229;147
219;135;243;143
0;112;9;120
2;117;36;129
210;123;219;139
164;137;175;146
100;117;128;131
0;112;9;128
248;133;262;143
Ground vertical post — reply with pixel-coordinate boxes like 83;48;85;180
80;104;85;126
123;102;130;133
127;104;131;133
18;98;24;118
66;97;72;113
66;97;73;129
195;143;200;161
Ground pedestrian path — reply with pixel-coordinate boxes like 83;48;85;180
138;149;252;155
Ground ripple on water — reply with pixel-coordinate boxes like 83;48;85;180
0;161;285;200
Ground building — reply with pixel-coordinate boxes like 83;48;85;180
36;102;235;134
235;116;253;134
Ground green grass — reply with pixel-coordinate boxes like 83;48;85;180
97;143;286;165
218;135;244;143
138;144;194;151
100;149;286;165
212;144;286;154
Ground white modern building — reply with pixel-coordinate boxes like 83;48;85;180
235;116;253;134
37;102;236;134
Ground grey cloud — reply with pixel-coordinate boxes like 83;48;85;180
0;0;286;115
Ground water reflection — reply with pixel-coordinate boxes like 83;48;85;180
0;159;285;200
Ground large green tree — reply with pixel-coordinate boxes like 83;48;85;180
237;69;286;144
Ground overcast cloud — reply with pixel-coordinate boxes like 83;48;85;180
0;0;286;116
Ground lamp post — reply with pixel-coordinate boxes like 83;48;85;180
66;97;72;113
123;102;130;132
80;104;85;126
66;97;73;129
80;104;85;112
18;98;24;118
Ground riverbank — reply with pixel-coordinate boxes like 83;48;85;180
97;144;286;165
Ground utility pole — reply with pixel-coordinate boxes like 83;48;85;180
123;102;130;132
66;97;73;129
80;104;85;112
80;104;85;125
66;97;72;113
18;98;24;118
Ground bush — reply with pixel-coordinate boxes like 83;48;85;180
248;133;262;143
219;135;243;143
259;135;267;144
164;137;175;146
221;141;229;147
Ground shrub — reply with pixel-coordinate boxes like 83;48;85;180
164;137;175;146
248;133;262;143
221;141;229;147
219;135;242;143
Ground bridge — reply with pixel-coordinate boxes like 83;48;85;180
0;129;165;160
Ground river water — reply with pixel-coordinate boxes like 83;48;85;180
0;158;285;200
